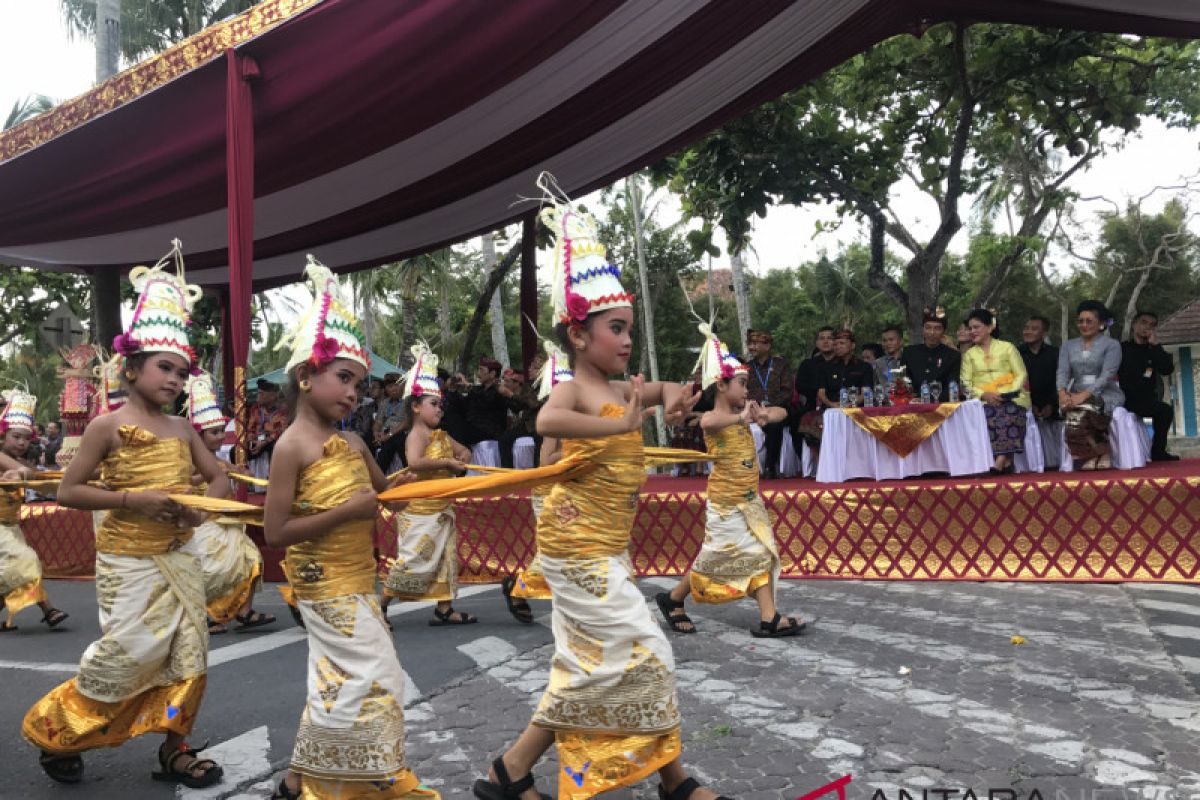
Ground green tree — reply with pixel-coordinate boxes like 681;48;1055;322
657;25;1200;337
60;0;263;64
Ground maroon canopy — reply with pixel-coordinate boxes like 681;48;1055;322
2;0;1198;289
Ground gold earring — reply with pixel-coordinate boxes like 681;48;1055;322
299;379;312;393
124;370;136;381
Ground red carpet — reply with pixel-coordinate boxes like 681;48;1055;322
23;460;1200;584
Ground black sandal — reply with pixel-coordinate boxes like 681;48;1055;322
659;776;735;800
0;622;17;633
41;608;68;628
234;609;276;632
655;592;697;634
430;607;478;626
208;618;228;635
151;740;223;788
751;612;805;638
39;750;83;784
501;575;534;624
287;604;306;629
472;756;551;799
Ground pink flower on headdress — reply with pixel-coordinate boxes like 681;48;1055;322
0;420;9;437
311;334;340;366
720;362;735;380
566;291;590;323
112;332;142;356
411;383;424;397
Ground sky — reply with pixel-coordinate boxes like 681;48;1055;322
2;0;1199;282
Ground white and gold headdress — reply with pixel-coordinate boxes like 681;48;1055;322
694;322;748;389
278;255;371;374
0;388;36;433
401;342;441;400
113;239;202;367
186;371;227;432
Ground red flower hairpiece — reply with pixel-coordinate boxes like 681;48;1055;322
112;332;142;356
566;291;590;323
310;334;340;367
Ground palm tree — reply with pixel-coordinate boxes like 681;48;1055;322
5;95;56;130
60;0;263;65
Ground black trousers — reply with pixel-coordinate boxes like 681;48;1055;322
761;419;786;476
499;426;541;468
1127;401;1174;455
375;430;409;472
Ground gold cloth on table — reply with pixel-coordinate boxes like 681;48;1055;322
842;403;960;458
689;423;777;603
95;426;196;555
284;435;378;603
285;434;435;798
532;405;680;798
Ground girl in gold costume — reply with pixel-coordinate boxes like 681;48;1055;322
0;388;70;632
23;241;230;788
656;324;805;638
186;370;275;635
473;182;731;800
264;257;437;800
381;343;476;626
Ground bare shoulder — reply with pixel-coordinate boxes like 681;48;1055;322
339;430;369;455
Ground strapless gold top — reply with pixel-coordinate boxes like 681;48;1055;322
706;422;759;509
95;425;196;556
407;429;454;516
284;434;378;601
537;404;645;558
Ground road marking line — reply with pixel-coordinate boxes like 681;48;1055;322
1137;599;1200;618
1175;654;1200;674
457;635;518;669
1127;583;1200;596
0;584;501;675
1151;624;1200;641
175;725;271;799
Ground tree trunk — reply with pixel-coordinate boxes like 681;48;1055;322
904;252;940;339
91;0;122;348
361;269;375;351
482;233;510;369
400;297;415;366
627;177;666;446
437;253;452;348
1122;267;1155;340
728;243;751;355
458;240;522;374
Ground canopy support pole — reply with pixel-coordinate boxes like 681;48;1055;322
225;49;259;482
520;212;538;373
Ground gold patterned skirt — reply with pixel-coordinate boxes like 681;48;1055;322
511;495;551;600
689;498;779;604
533;553;681;799
292;592;438;799
382;510;456;602
0;521;47;625
23;543;209;753
194;518;263;623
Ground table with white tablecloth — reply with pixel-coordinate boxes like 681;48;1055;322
815;399;993;483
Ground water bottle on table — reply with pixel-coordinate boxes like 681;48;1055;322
948;380;960;402
839;387;849;408
863;386;874;407
920;381;931;404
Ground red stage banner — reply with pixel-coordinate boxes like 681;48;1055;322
21;464;1200;584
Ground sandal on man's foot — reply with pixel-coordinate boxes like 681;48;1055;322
234;609;276;632
39;750;83;784
430;607;478;626
41;608;68;628
472;756;551;799
751;612;805;638
151;741;224;789
500;575;534;624
659;776;735;800
655;592;696;634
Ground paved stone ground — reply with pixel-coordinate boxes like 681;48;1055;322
5;579;1200;799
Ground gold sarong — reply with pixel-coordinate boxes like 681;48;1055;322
383;431;457;602
194;518;263;623
511;489;551;601
285;434;436;799
532;405;681;798
0;496;47;624
690;424;777;603
23;425;209;754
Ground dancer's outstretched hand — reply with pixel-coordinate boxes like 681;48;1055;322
623;375;655;432
664;382;701;426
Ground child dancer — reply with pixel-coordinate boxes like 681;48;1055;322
0;388;69;632
186;371;274;635
504;341;573;620
473;184;730;800
264;257;436;800
24;241;229;787
656;323;805;638
381;344;477;626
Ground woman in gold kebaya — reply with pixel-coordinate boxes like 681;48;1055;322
263;257;436;800
23;242;230;788
473;183;730;800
